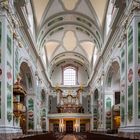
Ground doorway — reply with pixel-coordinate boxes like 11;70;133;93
53;123;59;132
66;121;73;133
80;124;86;132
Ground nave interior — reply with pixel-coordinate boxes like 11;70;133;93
13;132;138;140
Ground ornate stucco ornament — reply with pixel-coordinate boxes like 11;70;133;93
131;0;140;13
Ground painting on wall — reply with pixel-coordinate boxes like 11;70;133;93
28;98;34;130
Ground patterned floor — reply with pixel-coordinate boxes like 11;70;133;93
62;134;77;140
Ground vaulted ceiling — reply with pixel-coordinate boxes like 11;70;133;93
30;0;109;81
31;0;108;28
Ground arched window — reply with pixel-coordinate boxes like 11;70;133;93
63;67;77;85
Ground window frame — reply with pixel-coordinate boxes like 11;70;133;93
62;65;78;85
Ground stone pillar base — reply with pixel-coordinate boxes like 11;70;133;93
0;132;22;140
0;126;22;140
27;130;43;134
118;127;140;139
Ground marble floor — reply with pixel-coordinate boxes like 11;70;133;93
62;134;77;140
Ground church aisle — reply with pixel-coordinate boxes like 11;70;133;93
62;134;77;140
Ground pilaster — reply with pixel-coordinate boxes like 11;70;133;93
119;3;140;138
75;118;80;132
46;92;49;132
0;8;22;140
90;92;94;131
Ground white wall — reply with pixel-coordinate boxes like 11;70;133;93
51;63;89;85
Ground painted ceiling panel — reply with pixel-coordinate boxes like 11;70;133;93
46;42;59;60
81;41;94;62
90;0;108;25
32;0;49;25
63;31;77;51
32;0;108;27
52;46;65;59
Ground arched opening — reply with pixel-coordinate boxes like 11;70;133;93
13;62;34;134
20;62;33;91
105;61;120;133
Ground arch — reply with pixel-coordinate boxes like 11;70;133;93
105;60;120;88
94;88;99;101
18;58;35;92
49;51;90;77
104;57;120;82
104;60;121;132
